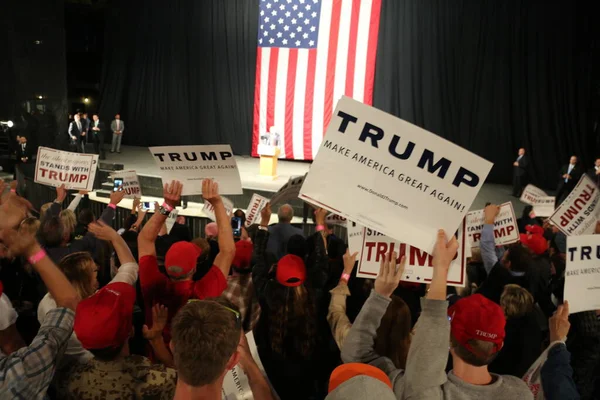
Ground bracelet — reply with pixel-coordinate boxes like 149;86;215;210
10;189;16;193
162;202;174;212
316;224;325;232
258;226;268;231
340;273;350;282
28;249;47;265
108;203;117;210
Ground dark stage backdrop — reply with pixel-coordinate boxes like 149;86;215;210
99;0;599;189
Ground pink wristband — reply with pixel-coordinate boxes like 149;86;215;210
108;203;117;210
28;249;47;265
341;273;350;282
10;189;16;193
316;224;325;232
162;202;174;212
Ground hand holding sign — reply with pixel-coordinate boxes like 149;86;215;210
56;184;67;203
202;179;221;206
432;229;459;275
343;248;359;276
109;188;126;206
549;302;570;343
374;252;406;298
260;202;272;227
163;180;183;209
484;204;500;224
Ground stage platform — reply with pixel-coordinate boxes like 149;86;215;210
97;145;528;217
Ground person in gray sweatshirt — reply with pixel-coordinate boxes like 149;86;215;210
341;229;533;400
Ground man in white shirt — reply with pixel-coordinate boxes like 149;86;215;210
110;113;125;154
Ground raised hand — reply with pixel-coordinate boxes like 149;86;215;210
132;197;141;211
374;251;406;298
143;304;168;341
549;301;570;343
342;248;359;275
88;220;118;242
56;184;67;203
202;179;221;205
314;208;328;225
432;229;459;274
109;188;125;206
0;195;32;230
260;202;272;227
0;228;39;258
164;180;183;208
483;204;500;224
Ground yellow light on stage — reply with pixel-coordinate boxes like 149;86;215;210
84;97;90;104
38;95;43;99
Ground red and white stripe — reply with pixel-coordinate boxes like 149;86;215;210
252;0;382;160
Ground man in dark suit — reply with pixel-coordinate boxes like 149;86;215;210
512;148;528;197
587;158;600;187
16;135;32;164
68;114;85;153
556;155;582;205
91;113;106;159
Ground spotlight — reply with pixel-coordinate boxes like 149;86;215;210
38;95;43;99
34;40;43;45
84;97;90;104
0;121;14;128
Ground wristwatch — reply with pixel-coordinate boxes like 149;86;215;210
159;206;171;216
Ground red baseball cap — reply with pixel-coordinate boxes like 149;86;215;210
448;294;505;357
329;363;392;393
520;233;548;255
525;225;544;236
233;240;253;269
74;282;136;350
165;241;202;279
276;254;306;287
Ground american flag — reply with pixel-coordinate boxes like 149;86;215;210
251;0;382;160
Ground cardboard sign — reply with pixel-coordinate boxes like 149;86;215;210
244;194;269;227
466;202;519;248
347;221;364;255
270;174;307;205
549;175;600;236
520;185;555;217
165;209;179;234
325;213;347;227
34;147;98;191
203;197;234;222
299;97;493;254
148;145;243;196
564;235;600;313
222;332;279;400
110;170;141;199
353;220;467;287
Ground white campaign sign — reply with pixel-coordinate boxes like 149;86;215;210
203;197;234;221
520;185;555;217
165;209;179;234
549;175;600;236
354;220;467;287
347;221;364;255
148;145;242;196
466;202;519;248
325;213;347;227
222;332;279;400
564;235;600;313
299;97;493;254
34;147;98;191
244;194;269;227
270;174;307;205
110;170;141;199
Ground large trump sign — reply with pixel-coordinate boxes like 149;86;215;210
299;97;493;253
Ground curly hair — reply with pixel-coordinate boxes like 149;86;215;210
268;284;317;358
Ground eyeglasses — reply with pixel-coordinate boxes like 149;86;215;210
187;299;241;328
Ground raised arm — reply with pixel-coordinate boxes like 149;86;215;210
202;179;235;278
328;249;358;349
305;208;330;290
67;190;87;211
238;333;276;400
402;230;458;399
341;252;405;377
88;220;138;285
138;180;182;258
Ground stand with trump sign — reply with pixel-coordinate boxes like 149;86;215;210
34;147;98;191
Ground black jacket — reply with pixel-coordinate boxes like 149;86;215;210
17;143;32;163
513;155;528;177
558;164;582;188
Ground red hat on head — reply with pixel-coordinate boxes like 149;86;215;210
448;294;505;357
74;282;136;350
525;224;545;236
276;254;306;287
165;241;202;279
233;240;253;269
520;233;548;255
328;363;392;393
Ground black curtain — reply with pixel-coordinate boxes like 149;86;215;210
99;0;598;189
373;0;599;189
98;0;259;154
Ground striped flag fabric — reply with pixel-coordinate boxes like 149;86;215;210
251;0;382;160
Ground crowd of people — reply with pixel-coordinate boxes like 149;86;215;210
0;163;598;399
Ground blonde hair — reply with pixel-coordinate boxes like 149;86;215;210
60;209;77;236
19;217;40;236
40;202;52;217
500;284;534;319
58;252;97;300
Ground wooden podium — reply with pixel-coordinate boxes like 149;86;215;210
258;145;280;179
